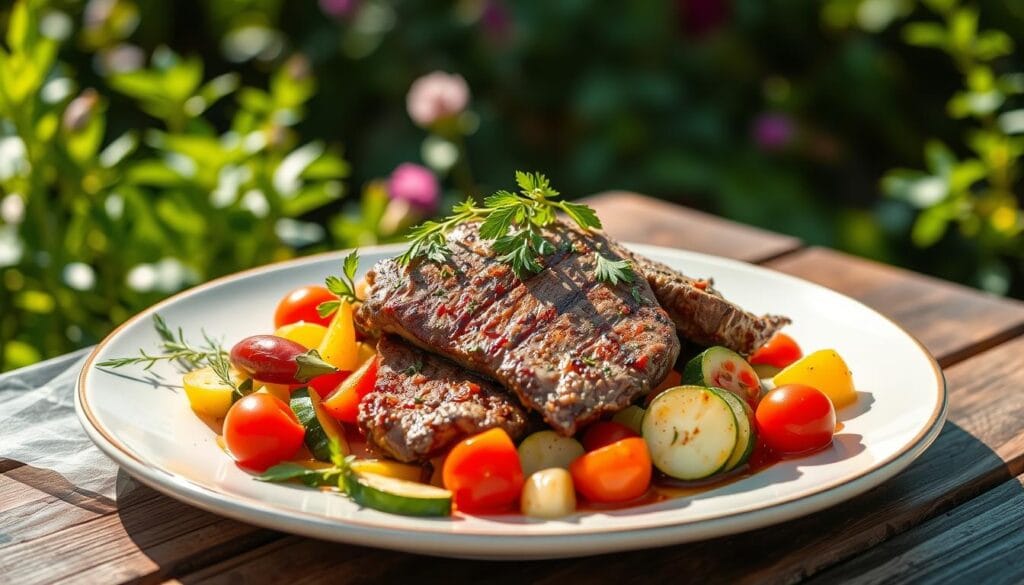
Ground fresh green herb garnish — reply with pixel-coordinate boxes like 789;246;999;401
319;250;361;318
594;253;635;286
99;314;241;392
397;171;632;283
258;439;352;488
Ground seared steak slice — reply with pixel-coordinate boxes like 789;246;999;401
356;222;680;436
358;336;528;462
621;249;790;356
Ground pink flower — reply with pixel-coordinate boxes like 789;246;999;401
406;71;470;128
752;113;795;151
388;163;440;214
319;0;358;18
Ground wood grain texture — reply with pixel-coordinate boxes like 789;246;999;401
767;247;1024;366
807;474;1024;585
583;192;803;262
172;335;1024;585
0;481;278;585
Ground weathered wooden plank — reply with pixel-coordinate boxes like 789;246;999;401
808;474;1024;585
0;465;161;549
0;482;278;585
767;247;1024;366
171;334;1024;585
583;192;803;262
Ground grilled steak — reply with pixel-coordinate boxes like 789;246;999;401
358;336;528;462
356;222;680;436
621;249;790;355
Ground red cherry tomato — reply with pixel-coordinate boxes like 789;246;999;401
569;437;651;503
223;393;305;471
755;384;836;454
274;286;337;329
581;421;639;452
749;333;803;369
442;428;524;513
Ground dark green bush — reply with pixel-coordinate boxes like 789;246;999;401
1;0;1022;370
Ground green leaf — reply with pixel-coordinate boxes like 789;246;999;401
594;254;635;285
293;349;340;382
317;300;340;318
911;206;951;247
560;201;602;230
343;249;360;282
950;7;978;53
973;30;1014;61
99;131;139;168
479;204;521;239
198;73;240;110
483;190;521;208
924;140;955;176
948;160;987;191
7;1;31;52
256;463;319;482
903;22;946;49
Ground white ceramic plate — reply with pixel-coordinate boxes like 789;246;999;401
76;244;945;559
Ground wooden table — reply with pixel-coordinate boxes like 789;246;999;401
4;192;1024;584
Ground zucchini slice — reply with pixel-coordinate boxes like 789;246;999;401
683;346;761;406
709;387;756;472
290;387;349;462
642;385;738;480
344;472;452;517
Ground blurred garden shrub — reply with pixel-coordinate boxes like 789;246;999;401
2;0;1023;370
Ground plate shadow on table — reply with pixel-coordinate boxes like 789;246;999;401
107;421;1019;584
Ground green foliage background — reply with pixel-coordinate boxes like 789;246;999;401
2;0;1023;371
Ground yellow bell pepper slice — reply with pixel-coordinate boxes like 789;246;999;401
274;322;328;350
773;349;857;409
183;367;245;418
317;301;359;371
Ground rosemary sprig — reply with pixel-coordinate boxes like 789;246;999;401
98;314;242;392
396;171;633;282
319;249;362;318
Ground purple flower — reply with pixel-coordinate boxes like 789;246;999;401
388;163;440;214
406;71;470;128
752;113;796;151
319;0;358;19
481;0;513;41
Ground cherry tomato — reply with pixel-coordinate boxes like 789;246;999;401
581;421;639;452
749;333;803;369
230;335;337;385
223;393;305;471
322;356;379;423
443;428;525;513
755;384;836;454
569;437;651;503
307;371;350;399
274;286;337;329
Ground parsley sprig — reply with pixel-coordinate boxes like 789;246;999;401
397;171;634;282
99;314;247;394
318;250;361;318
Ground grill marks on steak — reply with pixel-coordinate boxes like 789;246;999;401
356;222;680;436
358;336;528;462
621;249;790;356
